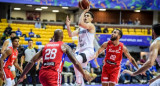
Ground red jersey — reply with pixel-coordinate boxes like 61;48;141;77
105;40;123;66
3;47;18;68
41;41;65;72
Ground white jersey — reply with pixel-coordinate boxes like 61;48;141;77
76;27;95;52
6;38;12;48
155;37;160;66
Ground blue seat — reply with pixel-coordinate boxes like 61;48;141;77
25;37;31;41
36;41;42;45
22;45;28;49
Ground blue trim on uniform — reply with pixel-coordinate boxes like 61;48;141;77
62;54;66;63
4;56;9;62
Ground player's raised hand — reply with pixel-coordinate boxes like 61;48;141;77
66;15;71;26
123;70;134;76
83;70;92;82
84;6;90;13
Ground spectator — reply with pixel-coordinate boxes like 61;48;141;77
127;19;133;25
29;29;35;37
27;14;33;20
4;24;12;37
134;18;140;25
121;60;132;84
121;19;126;25
35;20;41;28
16;28;22;37
103;26;108;33
62;66;74;86
140;55;147;64
20;39;40;86
35;14;40;21
133;60;146;83
95;22;101;33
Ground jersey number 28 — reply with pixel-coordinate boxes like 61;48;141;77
45;49;57;60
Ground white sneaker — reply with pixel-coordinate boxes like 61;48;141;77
70;83;74;86
64;83;69;86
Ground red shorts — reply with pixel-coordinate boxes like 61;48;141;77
101;63;121;84
3;68;14;80
39;69;62;86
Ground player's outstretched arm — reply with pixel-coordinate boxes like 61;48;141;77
94;42;108;67
66;16;79;37
94;42;108;59
15;48;43;86
61;44;91;81
123;45;139;69
133;40;160;76
14;58;23;73
1;40;9;54
123;40;160;76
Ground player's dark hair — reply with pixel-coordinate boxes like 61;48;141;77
152;24;160;36
28;39;33;42
86;11;94;19
10;31;16;35
11;36;19;42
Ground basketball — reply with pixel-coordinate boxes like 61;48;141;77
78;0;90;9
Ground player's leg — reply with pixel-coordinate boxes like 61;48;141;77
109;83;115;86
0;78;3;86
73;54;88;86
102;83;109;86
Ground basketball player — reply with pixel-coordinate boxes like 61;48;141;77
15;29;91;86
94;29;139;86
123;24;160;86
0;31;16;86
0;36;24;86
66;7;95;86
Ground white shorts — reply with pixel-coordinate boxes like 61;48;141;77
4;78;15;86
75;48;94;67
150;79;160;86
10;65;15;71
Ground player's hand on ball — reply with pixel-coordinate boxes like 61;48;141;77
84;6;90;13
123;70;134;76
83;70;91;82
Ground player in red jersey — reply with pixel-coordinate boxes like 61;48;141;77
94;29;139;86
15;29;91;86
0;36;24;86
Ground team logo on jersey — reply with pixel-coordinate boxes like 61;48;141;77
108;49;120;53
119;46;121;50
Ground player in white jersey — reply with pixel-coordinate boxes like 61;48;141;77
123;24;160;86
66;7;95;86
1;31;16;86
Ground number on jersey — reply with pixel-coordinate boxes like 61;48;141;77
110;55;116;60
45;49;57;60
